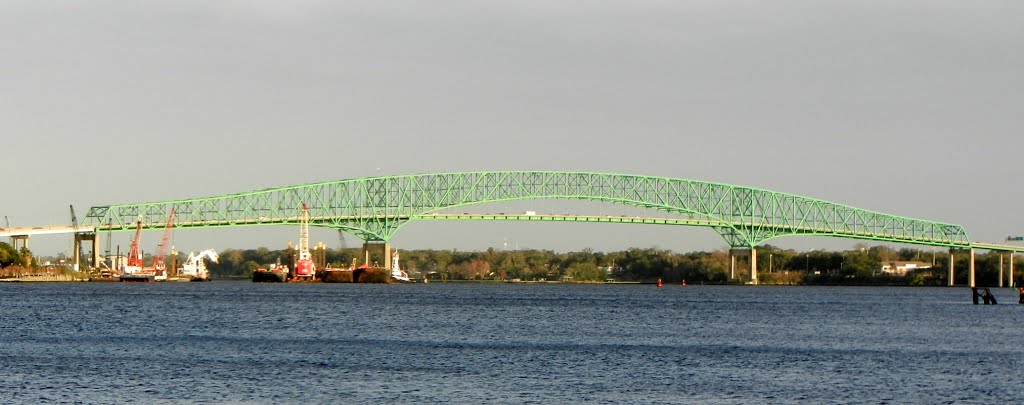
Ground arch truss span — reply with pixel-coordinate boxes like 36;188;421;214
83;171;971;248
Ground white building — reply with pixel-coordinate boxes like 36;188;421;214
880;261;931;276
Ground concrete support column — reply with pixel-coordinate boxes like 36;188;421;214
968;248;975;288
12;235;31;266
729;253;736;280
73;237;82;271
362;242;392;268
91;237;99;270
948;251;955;287
1010;253;1015;288
72;233;99;271
750;248;758;285
12;235;29;251
729;248;756;284
999;254;1004;288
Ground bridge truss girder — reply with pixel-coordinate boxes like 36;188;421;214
84;171;972;249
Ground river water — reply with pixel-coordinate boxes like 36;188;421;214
1;282;1022;404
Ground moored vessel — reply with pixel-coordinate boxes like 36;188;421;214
150;208;176;282
119;220;153;282
253;264;289;282
353;264;391;283
390;251;412;283
179;249;217;282
316;250;410;283
88;268;120;282
120;267;155;282
289;203;317;282
319;267;354;283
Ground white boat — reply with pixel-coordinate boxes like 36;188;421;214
180;249;218;281
391;251;412;283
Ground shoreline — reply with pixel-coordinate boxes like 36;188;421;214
0;275;86;282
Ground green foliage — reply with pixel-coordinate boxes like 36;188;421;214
841;251;877;281
565;262;605;282
0;242;24;267
18;246;32;265
201;244;1001;286
208;247;291;278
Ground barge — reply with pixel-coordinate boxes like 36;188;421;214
252;264;289;283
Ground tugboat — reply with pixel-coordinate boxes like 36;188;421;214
391;251;412;283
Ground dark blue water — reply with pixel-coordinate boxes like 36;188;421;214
1;282;1022;404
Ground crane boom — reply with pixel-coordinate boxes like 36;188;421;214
299;203;310;260
292;202;315;279
126;220;143;268
153;208;175;274
70;205;86;271
69;205;78;229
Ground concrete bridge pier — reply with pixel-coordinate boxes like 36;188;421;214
751;248;757;284
948;248;976;287
73;232;99;271
362;241;392;269
969;248;975;288
729;248;758;285
999;254;1004;288
11;235;29;251
999;253;1014;288
729;254;736;280
948;250;954;286
10;235;31;265
1010;253;1015;288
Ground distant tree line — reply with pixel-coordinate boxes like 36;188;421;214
6;240;1019;286
201;244;1024;286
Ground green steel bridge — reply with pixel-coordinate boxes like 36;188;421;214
79;171;1020;285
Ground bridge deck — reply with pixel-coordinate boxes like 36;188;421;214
0;226;94;238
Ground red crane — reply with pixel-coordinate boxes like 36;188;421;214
153;208;175;277
126;220;144;269
293;202;315;280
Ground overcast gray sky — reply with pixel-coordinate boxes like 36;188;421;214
2;1;1022;256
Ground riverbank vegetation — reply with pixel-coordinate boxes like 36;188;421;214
203;244;1021;286
4;241;1020;286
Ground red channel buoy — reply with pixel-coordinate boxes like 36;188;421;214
657;278;663;287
